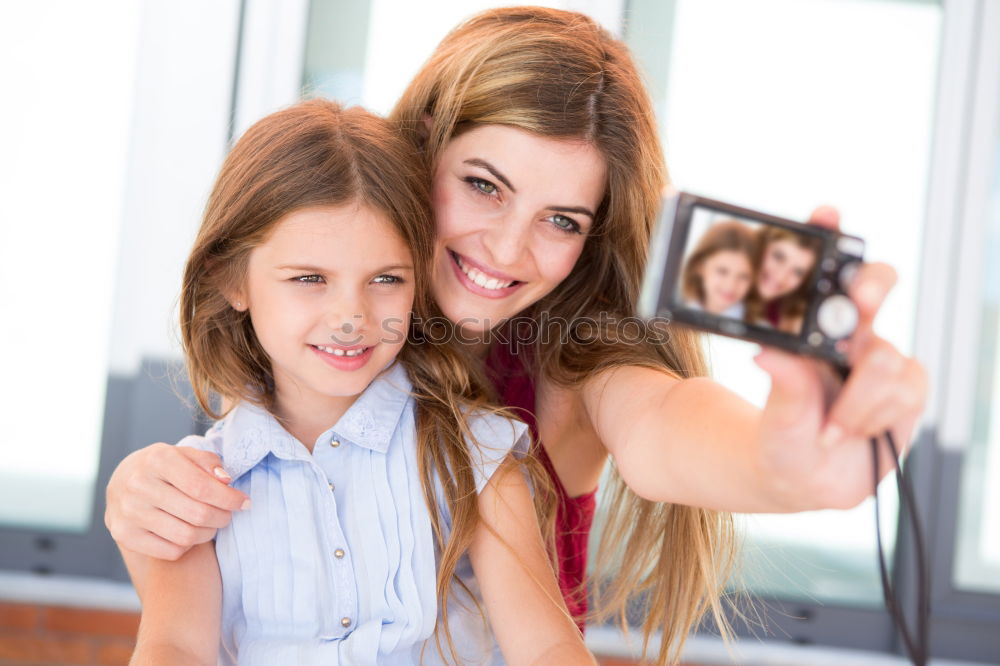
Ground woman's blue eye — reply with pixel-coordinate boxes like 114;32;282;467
465;177;498;196
372;274;403;285
550;214;581;234
295;275;323;283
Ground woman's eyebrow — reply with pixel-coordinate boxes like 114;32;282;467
548;205;595;220
463;157;595;219
463;158;516;192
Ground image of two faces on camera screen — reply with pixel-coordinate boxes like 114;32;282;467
679;208;823;336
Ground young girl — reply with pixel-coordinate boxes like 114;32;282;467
745;226;823;332
681;220;757;318
128;99;592;665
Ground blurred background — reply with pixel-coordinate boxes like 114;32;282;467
0;0;998;664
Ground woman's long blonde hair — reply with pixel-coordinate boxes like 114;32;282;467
391;7;738;664
180;99;556;663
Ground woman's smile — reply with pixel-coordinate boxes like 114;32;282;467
447;249;524;299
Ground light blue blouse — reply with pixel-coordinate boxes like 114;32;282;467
178;362;526;665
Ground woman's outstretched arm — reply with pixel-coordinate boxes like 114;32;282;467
581;208;927;513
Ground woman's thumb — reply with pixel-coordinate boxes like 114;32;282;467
754;348;823;427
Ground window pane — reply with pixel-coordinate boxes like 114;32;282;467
0;2;141;532
629;0;941;606
302;0;623;115
954;140;1000;594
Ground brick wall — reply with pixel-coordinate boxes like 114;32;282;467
0;603;138;666
0;601;683;665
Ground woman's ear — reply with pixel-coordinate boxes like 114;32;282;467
416;113;433;149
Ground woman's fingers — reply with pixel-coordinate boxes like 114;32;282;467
142;506;219;551
807;205;841;230
142;475;235;530
121;530;189;562
824;337;927;444
754;348;826;431
849;361;926;444
149;444;250;512
847;261;898;339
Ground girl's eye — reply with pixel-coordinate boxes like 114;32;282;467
372;274;404;285
294;275;324;284
549;214;582;235
465;177;498;196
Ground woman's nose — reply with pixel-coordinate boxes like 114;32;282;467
484;212;531;267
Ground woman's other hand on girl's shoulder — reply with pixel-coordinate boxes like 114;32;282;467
106;442;250;560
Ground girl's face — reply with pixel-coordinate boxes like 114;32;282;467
431;124;607;334
233;204;414;416
698;250;753;315
756;238;817;301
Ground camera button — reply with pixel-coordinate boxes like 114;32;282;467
839;261;861;289
837;236;865;257
817;295;859;339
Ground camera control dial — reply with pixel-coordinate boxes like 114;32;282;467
817;294;859;339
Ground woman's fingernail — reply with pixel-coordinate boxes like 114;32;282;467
212;466;231;481
820;424;844;449
240;499;252;511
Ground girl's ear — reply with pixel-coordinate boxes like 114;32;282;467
225;289;249;312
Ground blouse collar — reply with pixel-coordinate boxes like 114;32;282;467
216;362;412;480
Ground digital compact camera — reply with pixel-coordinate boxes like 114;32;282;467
639;192;865;367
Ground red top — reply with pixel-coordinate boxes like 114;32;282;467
485;344;597;631
766;299;782;327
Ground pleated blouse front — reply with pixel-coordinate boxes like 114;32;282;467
178;362;525;665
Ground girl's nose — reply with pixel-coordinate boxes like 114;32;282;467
326;294;368;343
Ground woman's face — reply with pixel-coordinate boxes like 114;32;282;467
756;238;817;301
430;124;607;334
698;250;753;314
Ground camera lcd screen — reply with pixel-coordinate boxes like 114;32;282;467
676;206;824;338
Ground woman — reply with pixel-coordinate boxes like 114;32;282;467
746;226;824;332
105;7;926;664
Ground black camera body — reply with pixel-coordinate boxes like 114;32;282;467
639;192;864;367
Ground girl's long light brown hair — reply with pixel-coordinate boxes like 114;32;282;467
180;99;557;663
391;7;738;664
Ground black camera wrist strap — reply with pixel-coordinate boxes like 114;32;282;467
872;431;930;666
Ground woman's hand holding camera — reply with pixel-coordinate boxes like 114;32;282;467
753;206;928;510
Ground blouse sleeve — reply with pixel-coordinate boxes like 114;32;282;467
464;410;530;495
175;428;225;459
